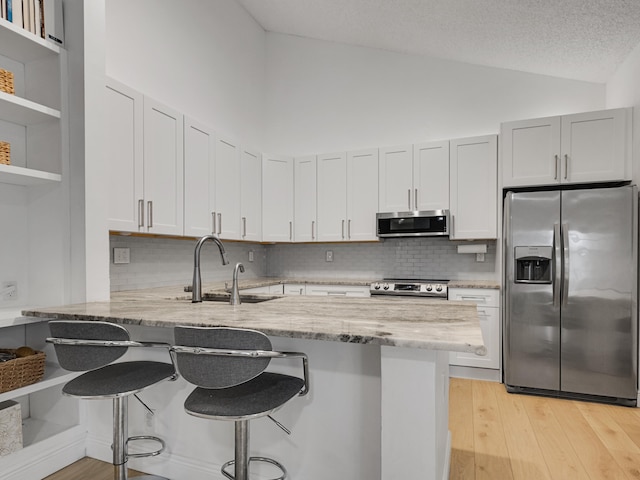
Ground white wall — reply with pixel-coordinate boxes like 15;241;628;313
105;0;267;149
265;33;606;155
607;40;640;184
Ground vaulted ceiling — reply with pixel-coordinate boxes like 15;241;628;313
237;0;640;83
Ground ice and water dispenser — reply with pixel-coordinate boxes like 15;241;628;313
514;246;552;283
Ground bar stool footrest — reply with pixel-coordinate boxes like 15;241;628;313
126;435;166;459
221;456;287;480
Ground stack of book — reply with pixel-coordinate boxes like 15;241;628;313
0;0;64;47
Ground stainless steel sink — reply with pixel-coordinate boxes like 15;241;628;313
200;293;279;304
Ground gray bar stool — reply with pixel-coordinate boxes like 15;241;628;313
47;320;177;480
171;326;309;480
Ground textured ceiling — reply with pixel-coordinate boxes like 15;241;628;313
237;0;640;83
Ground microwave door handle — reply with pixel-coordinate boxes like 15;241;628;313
553;223;561;308
562;223;569;306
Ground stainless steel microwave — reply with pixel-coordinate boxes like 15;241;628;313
376;210;449;237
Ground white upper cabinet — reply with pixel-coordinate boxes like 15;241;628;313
108;82;186;236
450;135;497;240
106;79;144;232
294;155;317;242
183;117;215;237
378;145;413;212
346;148;378;241
560;109;630;184
262;154;294;242
413;141;449;211
214;135;241;240
379;143;449;213
317;152;348;241
143;97;184;235
502;108;630;187
240;147;262;241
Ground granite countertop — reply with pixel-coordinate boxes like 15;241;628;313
202;277;500;290
22;283;486;355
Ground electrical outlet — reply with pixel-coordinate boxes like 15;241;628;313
248;250;254;262
476;253;485;262
325;250;333;262
113;247;130;264
2;281;17;301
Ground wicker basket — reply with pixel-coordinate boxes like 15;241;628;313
0;141;10;166
0;69;15;95
0;349;46;394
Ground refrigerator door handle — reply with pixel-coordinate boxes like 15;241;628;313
553;223;562;308
562;223;570;306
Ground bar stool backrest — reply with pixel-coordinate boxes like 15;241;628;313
49;320;130;372
174;326;272;389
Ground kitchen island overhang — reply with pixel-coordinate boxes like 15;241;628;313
23;288;485;480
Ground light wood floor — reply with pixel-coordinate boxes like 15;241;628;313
46;378;640;480
44;457;145;480
450;378;640;480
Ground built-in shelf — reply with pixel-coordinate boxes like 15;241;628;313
0;363;80;404
22;417;81;449
0;164;61;186
0;18;60;63
0;91;61;125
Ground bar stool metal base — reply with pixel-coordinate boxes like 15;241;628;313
221;456;287;480
220;420;287;480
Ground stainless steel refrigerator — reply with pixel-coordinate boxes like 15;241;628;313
503;184;638;405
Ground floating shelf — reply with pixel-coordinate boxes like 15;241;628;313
0;91;61;125
0;164;61;186
0;18;60;63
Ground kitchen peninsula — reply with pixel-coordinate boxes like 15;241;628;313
23;283;485;480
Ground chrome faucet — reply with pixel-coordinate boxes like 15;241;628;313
231;263;245;305
192;235;229;303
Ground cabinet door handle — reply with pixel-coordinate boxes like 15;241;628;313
554;155;559;180
242;217;247;238
212;212;216;234
407;189;411;210
342;219;345;239
564;154;569;180
138;199;144;227
147;201;153;228
289;221;293;241
414;189;418;210
217;213;222;235
348;219;351;239
312;221;315;240
450;214;455;238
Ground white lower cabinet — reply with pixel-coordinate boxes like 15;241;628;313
305;284;370;297
449;288;499;370
284;284;306;295
241;284;283;294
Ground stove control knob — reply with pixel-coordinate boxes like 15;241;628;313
436;285;443;292
383;283;390;290
373;283;381;290
426;285;433;291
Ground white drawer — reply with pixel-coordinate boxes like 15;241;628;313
448;288;499;307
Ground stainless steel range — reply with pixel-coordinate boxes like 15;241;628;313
369;279;449;299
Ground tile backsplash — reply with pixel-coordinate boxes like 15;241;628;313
110;235;498;291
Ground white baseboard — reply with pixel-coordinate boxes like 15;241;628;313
449;365;501;382
0;426;86;480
